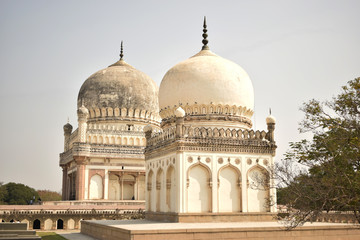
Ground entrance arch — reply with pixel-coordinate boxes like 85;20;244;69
57;219;64;229
33;219;40;229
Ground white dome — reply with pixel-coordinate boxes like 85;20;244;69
159;50;254;117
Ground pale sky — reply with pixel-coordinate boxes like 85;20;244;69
0;0;359;192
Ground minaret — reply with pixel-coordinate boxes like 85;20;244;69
63;119;73;151
266;108;276;143
77;101;89;143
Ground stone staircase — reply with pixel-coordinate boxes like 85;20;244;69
0;223;40;240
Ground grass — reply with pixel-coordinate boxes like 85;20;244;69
37;232;68;240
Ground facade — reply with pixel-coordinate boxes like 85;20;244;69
60;20;276;222
59;44;161;201
144;21;277;222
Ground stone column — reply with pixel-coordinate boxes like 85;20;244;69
75;159;86;200
134;175;138;200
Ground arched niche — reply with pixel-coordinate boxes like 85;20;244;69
44;219;52;230
247;165;270;212
108;174;120;200
67;219;75;230
122;174;135;200
89;174;103;200
218;164;241;212
147;170;154;211
138;175;146;200
186;163;212;213
166;165;176;212
156;168;164;212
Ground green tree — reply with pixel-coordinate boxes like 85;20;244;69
0;182;8;205
0;182;39;205
276;78;360;228
37;190;62;201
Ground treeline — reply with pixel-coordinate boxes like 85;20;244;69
0;182;61;205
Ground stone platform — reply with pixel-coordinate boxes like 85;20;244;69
145;212;275;222
81;219;360;240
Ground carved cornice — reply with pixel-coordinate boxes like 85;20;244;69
87;107;160;126
60;142;146;165
161;114;252;129
145;125;276;159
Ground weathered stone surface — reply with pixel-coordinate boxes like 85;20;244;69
78;60;159;116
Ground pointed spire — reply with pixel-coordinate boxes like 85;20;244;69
67;117;69;123
120;41;124;60
269;107;272;115
202;16;209;50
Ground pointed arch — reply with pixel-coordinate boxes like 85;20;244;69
89;174;103;199
156;168;164;212
108;174;120;200
166;165;176;212
147;170;154;211
122;174;135;200
218;164;241;212
186;162;212;213
247;165;270;212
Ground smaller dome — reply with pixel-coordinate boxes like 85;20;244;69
77;59;159;122
144;124;153;133
266;115;276;124
63;123;73;133
174;107;185;118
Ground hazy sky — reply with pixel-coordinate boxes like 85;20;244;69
0;0;359;192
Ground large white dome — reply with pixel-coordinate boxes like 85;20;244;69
159;49;254;128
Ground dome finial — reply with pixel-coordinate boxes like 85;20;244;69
202;16;209;50
120;41;124;60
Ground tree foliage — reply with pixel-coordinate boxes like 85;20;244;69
276;78;360;228
0;182;39;205
37;190;62;201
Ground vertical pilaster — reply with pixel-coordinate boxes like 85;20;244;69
212;155;217;213
61;167;68;200
76;163;85;200
104;169;109;200
242;158;248;212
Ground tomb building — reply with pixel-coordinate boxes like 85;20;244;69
144;19;277;222
59;43;161;201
